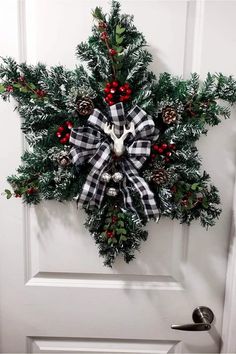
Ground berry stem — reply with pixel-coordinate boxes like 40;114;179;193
104;38;117;79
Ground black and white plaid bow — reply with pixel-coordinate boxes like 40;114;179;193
70;102;159;220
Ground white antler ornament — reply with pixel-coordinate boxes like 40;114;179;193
104;122;135;156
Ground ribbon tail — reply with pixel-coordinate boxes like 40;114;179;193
120;177;141;221
122;161;159;220
78;165;107;207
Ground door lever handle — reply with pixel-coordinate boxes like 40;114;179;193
171;306;214;331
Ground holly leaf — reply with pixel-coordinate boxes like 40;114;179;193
13;83;21;89
100;232;107;239
4;189;12;199
117;213;125;219
108;238;113;245
202;198;209;209
116;228;127;235
0;84;5;93
116;35;124;44
28;83;36;90
114;46;123;53
191;183;199;191
117;220;124;227
19;86;28;93
119;235;127;243
116;25;125;35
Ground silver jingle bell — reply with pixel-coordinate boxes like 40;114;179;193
101;172;112;183
106;187;118;197
112;172;124;183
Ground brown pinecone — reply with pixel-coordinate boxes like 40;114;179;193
152;168;168;185
57;152;71;167
76;97;94;116
162;106;177;124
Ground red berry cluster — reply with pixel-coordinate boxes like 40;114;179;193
56;120;73;144
105;215;118;238
151;143;176;163
98;21;107;30
109;48;117;56
6;85;14;93
14;193;21;198
100;31;109;41
104;81;132;106
36;89;46;98
106;230;114;238
26;187;38;195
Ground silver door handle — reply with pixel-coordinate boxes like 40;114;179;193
171;306;214;331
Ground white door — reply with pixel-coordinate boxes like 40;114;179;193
1;1;236;353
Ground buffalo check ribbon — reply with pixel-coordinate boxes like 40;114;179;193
70;102;159;219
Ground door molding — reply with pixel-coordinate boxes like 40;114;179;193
221;176;236;353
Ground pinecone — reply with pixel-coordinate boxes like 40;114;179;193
152;168;168;185
76;97;94;116
57;151;71;167
162;106;177;124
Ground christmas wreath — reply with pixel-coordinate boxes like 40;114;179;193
1;1;236;266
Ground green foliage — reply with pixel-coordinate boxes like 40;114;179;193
85;202;148;267
0;0;236;265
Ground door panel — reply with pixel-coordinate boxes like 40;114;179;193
1;1;236;353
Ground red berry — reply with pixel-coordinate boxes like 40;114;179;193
106;83;111;88
124;82;130;89
65;121;73;129
123;95;130;101
151;154;156;159
112;81;119;88
100;31;109;41
65;133;70;139
27;187;36;195
18;75;25;84
165;157;170;163
6;85;13;92
36;89;46;97
119;86;126;93
98;21;107;29
109;48;117;56
56;132;61;138
126;88;132;95
161;143;168;150
169;143;176;150
120;96;125;102
166;151;172;157
158;148;164;154
58;126;64;132
60;137;66;144
112;216;118;223
106;230;114;238
15;193;21;198
107;93;113;100
104;87;110;93
110;88;116;94
108;100;115;106
153;145;159;151
105;96;110;102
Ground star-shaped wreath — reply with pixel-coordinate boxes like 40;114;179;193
1;1;236;266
